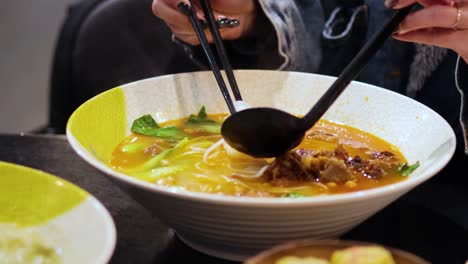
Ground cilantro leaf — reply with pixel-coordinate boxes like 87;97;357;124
398;161;420;176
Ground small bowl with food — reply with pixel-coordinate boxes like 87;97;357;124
66;70;455;261
245;239;429;264
0;161;116;264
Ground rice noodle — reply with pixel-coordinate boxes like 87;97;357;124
189;142;213;152
255;165;270;177
190;147;208;152
176;151;203;156
313;181;329;190
203;139;224;163
222;175;251;188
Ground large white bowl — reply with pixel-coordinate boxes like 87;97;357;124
66;70;456;261
0;161;116;264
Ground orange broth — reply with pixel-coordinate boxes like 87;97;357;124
110;115;407;197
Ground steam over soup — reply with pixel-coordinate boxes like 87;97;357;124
110;107;418;197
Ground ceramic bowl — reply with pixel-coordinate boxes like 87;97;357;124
0;161;116;263
245;239;430;264
66;70;455;261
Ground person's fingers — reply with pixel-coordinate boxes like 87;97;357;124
393;28;467;52
152;0;192;33
187;1;246;41
209;0;255;14
154;0;250;44
397;5;468;34
164;0;248;18
172;26;243;45
385;0;454;9
394;28;468;61
172;33;200;45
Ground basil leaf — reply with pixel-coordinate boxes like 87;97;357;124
187;106;216;124
402;161;420;176
131;115;184;139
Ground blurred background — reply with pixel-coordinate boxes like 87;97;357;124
0;0;74;133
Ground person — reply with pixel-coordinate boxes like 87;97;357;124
151;0;468;186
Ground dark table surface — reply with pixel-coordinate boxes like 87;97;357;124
1;134;468;264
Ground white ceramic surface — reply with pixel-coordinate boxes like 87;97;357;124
0;162;116;264
35;195;117;264
67;70;456;261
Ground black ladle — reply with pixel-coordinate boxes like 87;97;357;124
221;4;416;158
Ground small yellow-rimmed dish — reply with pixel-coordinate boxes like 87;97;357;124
245;239;429;264
0;161;116;264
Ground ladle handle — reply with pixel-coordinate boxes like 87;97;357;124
301;4;416;131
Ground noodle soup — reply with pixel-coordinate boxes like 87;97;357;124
110;107;417;197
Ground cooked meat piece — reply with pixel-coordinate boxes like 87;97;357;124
366;159;401;178
320;158;355;183
262;147;356;184
347;155;364;169
295;148;318;157
295;145;352;180
367;150;399;162
347;156;400;179
261;144;399;185
362;162;386;179
294;149;328;178
144;142;164;156
334;144;350;161
261;152;313;186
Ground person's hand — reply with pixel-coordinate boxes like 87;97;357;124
386;0;468;62
152;0;257;45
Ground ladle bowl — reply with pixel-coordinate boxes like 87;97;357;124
222;107;304;157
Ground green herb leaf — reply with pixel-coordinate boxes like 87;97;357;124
402;161;420;176
130;148;172;172
131;115;184;139
127;137;190;172
187;106;216;124
282;192;305;198
131;115;160;131
185;106;221;134
186;123;221;134
147;126;185;139
398;163;408;172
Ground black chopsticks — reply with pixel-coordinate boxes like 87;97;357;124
198;0;242;101
177;1;242;114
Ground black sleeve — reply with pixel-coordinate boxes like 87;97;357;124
174;4;283;70
223;6;283;70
